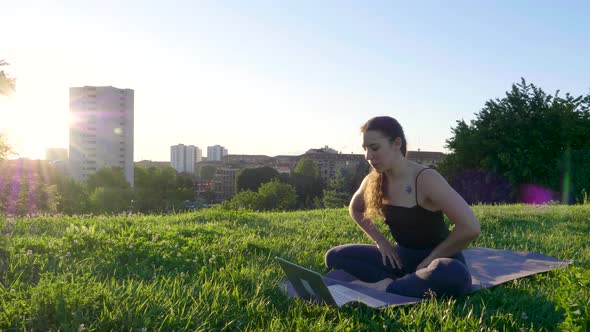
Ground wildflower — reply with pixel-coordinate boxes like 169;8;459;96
219;267;225;272
79;324;86;332
152;235;158;242
209;257;214;263
26;250;32;256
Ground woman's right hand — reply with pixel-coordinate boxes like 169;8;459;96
376;239;402;269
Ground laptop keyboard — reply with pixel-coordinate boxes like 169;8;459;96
328;284;387;307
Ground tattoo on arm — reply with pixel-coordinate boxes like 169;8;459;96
405;185;412;195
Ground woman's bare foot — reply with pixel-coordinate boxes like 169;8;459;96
350;278;394;292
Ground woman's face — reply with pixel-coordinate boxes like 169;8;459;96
362;130;400;172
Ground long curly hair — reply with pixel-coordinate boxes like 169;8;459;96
360;116;407;220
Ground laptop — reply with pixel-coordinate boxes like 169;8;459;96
275;257;387;308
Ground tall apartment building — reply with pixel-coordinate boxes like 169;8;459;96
69;86;134;186
170;144;202;174
207;145;228;162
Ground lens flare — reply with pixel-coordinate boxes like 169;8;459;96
519;183;558;204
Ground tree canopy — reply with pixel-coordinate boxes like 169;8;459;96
235;166;279;192
440;78;590;203
294;158;319;177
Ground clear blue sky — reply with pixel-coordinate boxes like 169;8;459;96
1;0;589;161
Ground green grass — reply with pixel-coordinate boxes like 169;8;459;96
0;205;588;331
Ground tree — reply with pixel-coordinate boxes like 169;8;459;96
200;166;217;180
133;166;196;213
289;173;324;209
0;60;15;96
440;78;590;203
322;173;350;208
86;167;130;192
235;166;279;192
222;180;297;211
256;180;297;211
221;189;258;210
55;176;89;214
290;158;324;208
89;187;133;214
0;135;10;161
0;60;15;161
294;158;319;177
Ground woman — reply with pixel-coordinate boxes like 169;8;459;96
325;116;480;297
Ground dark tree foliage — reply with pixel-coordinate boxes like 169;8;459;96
235;166;279;192
86;167;130;192
133;166;195;213
440;78;590;203
199;166;217;180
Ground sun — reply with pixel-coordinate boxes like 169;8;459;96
0;87;69;160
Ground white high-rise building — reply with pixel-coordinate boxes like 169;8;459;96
69;86;134;186
171;144;202;173
207;145;228;162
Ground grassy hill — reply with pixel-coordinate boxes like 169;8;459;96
1;205;588;331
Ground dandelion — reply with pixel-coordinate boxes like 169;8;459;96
209;257;214;263
26;250;32;256
152;235;158;242
219;267;225;272
79;324;86;332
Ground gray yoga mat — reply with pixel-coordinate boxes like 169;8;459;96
280;247;573;308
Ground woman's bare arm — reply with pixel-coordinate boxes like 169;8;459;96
417;169;481;268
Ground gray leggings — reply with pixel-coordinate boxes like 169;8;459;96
324;244;472;297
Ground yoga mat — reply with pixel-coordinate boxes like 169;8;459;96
279;247;572;308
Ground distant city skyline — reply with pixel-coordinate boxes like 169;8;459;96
1;1;589;161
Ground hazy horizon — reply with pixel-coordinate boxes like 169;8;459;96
2;1;589;161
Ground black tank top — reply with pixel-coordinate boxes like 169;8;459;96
383;168;450;249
